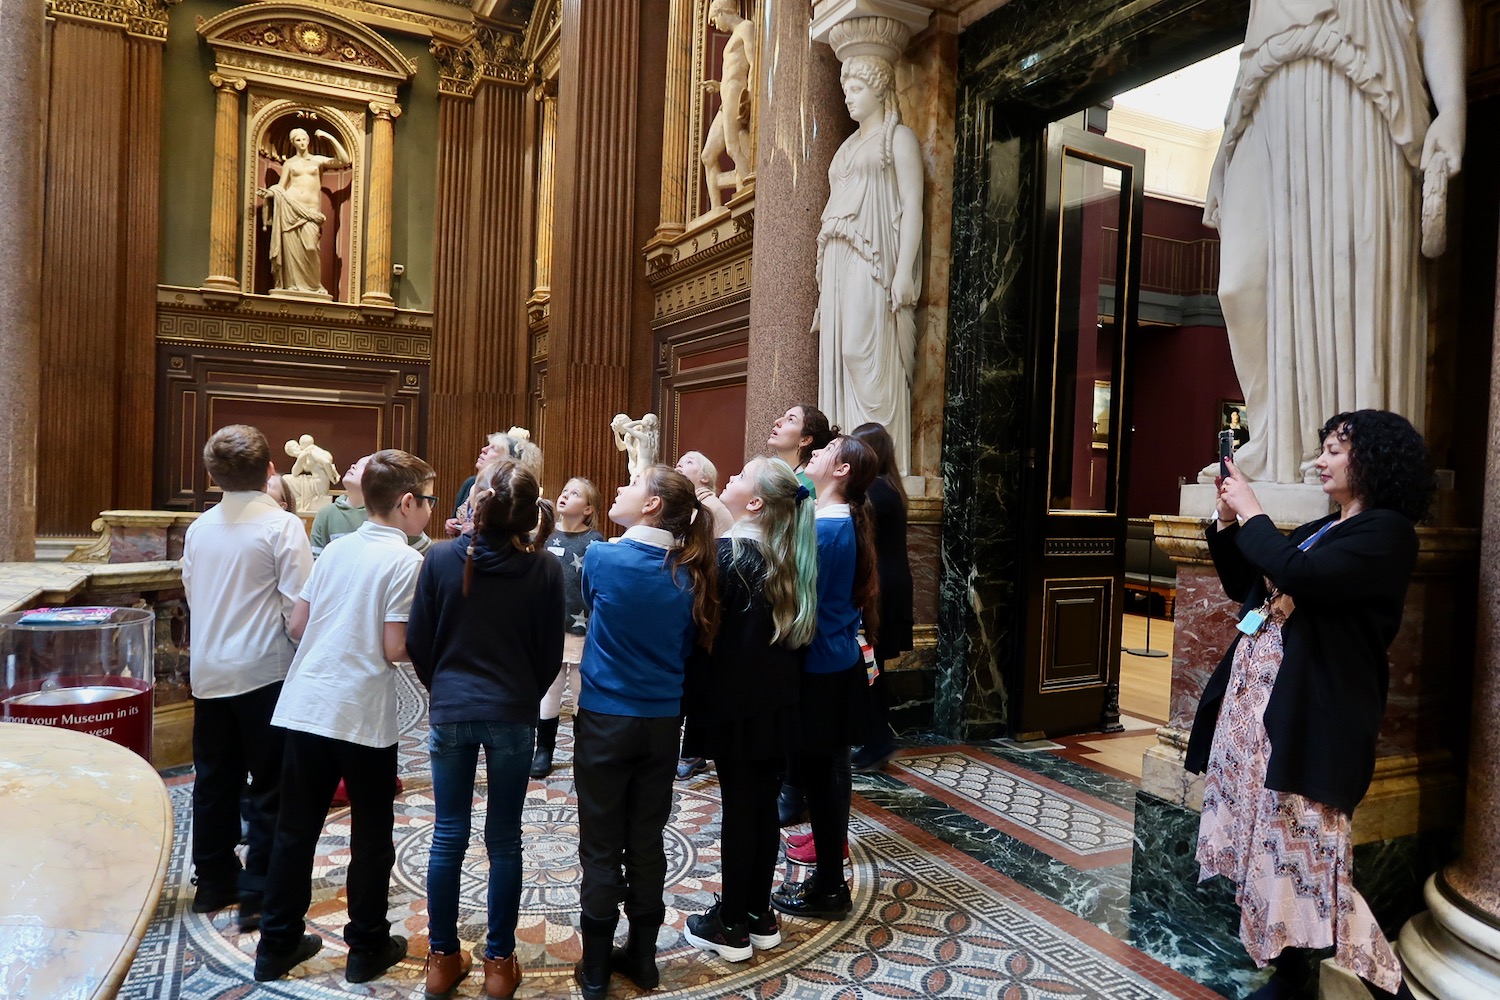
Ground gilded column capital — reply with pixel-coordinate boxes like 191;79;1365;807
209;72;246;93
45;0;179;41
430;36;480;98
369;100;402;120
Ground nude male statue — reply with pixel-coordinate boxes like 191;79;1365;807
700;0;756;212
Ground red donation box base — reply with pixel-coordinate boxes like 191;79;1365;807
3;675;154;760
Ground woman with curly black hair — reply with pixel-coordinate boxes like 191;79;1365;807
1188;409;1434;1000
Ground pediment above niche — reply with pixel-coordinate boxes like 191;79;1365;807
198;2;416;102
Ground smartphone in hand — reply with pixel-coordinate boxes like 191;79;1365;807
1218;429;1235;479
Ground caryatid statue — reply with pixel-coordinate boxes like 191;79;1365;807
1205;0;1464;483
700;0;756;212
258;126;352;297
813;17;924;477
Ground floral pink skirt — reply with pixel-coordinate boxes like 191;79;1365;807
1196;619;1402;992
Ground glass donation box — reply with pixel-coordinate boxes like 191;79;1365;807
0;606;156;761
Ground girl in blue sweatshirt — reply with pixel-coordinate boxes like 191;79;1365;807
573;465;719;1000
769;435;880;923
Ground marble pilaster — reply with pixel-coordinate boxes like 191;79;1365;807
360;101;401;309
203;73;245;293
1398;212;1500;1000
548;0;643;496
741;1;848;459
0;0;43;561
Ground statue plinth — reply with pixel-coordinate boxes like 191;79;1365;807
1179;481;1333;524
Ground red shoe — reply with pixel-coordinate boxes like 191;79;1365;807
331;779;350;808
784;838;849;865
785;830;814;849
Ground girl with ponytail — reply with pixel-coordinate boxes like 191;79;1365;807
572;465;718;1000
407;458;565;1000
769;435;880;924
681;457;818;961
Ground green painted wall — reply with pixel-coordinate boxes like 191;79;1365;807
156;1;438;310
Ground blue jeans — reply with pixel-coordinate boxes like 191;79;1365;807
427;720;534;958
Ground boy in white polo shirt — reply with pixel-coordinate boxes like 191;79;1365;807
254;449;436;984
182;424;312;928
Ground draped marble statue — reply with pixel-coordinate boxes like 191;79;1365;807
1205;0;1464;483
700;0;756;212
611;413;659;484
283;433;337;512
258;127;352;297
814;50;923;477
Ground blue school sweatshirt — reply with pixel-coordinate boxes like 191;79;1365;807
579;527;699;717
807;505;863;674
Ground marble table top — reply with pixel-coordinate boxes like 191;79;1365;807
0;723;173;999
0;561;181;616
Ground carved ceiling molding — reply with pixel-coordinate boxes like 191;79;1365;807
45;0;180;41
430;22;528;96
268;0;475;43
198;3;416;103
522;0;560;76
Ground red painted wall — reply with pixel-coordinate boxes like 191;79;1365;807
1124;323;1241;518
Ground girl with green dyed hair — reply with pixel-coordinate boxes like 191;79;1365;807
680;456;818;961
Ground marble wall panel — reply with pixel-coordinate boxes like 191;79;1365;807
1167;562;1239;731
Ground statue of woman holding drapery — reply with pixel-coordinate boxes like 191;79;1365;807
258;126;351;296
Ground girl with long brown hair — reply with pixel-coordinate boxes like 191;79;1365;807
572;465;719;1000
770;436;880;922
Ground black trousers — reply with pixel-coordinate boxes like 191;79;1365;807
715;754;785;919
573;709;679;922
191;682;286;895
259;730;398;954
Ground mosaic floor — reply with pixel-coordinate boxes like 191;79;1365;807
119;667;1269;999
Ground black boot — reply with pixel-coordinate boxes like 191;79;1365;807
574;912;617;1000
777;781;807;827
611;910;662;989
531;717;559;778
1360;976;1417;1000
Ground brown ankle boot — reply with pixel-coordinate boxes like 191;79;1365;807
482;952;521;1000
423;953;468;995
423;947;471;1000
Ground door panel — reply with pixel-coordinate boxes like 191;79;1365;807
1014;124;1144;739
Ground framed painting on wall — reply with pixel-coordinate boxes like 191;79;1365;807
1092;380;1111;450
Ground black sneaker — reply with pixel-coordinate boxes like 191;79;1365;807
684;899;752;962
769;878;852;921
345;934;408;983
675;757;709;781
190;878;238;914
254;934;322;981
530;746;554;778
746;909;781;949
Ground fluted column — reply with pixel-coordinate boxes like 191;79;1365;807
361;101;401;308
650;0;692;243
429;92;478;501
742;1;847;457
548;0;642;497
532;88;558;299
1398;210;1500;998
0;0;44;558
203;73;245;292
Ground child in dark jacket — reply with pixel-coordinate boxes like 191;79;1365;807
406;458;565;1000
572;465;719;1000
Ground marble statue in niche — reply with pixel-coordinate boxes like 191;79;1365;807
814;39;924;477
258;126;351;297
700;0;756;212
283;434;337;512
611;413;660;483
1204;0;1464;483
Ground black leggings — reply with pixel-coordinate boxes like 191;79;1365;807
714;755;785;918
795;749;852;888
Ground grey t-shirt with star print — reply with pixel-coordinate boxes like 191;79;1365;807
544;527;604;635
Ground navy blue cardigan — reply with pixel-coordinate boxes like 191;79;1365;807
1185;509;1417;816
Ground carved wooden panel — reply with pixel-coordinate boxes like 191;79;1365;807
655;301;750;480
156;345;427;510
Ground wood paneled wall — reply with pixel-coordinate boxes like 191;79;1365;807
429;82;537;497
39;19;161;535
